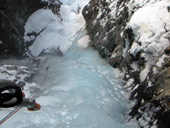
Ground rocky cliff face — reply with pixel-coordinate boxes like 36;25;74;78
83;0;170;127
0;0;44;58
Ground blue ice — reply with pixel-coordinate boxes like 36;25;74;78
1;33;135;128
0;0;137;127
17;33;131;128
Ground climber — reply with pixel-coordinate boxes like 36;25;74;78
0;79;40;111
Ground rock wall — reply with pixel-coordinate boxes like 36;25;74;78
83;0;170;127
0;0;44;58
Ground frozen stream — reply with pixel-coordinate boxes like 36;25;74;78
1;35;133;128
0;0;138;128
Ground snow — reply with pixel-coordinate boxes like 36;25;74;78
148;81;153;87
129;42;143;57
126;0;170;82
128;0;170;57
131;62;139;71
0;32;135;128
133;84;139;91
24;8;66;56
0;64;34;82
24;0;89;56
24;9;55;36
3;0;170;127
156;54;168;67
124;78;134;92
77;35;90;48
152;67;158;74
140;63;150;82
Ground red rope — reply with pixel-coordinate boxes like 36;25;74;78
0;66;49;125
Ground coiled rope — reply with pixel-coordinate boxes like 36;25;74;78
0;66;49;125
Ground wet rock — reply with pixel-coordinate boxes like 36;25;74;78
108;45;123;68
164;47;170;54
154;67;170;110
83;0;130;61
42;0;62;14
0;0;44;58
157;110;170;128
39;47;63;57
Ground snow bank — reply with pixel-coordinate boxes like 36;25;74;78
126;0;170;82
128;0;170;57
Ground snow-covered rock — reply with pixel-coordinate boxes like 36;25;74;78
83;0;170;127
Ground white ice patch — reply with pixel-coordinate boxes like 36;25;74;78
24;0;89;56
24;9;56;36
77;35;90;48
128;0;170;43
131;61;139;71
128;0;170;57
148;81;153;87
140;62;150;82
129;42;143;57
24;9;68;56
125;78;134;88
156;54;168;67
153;67;158;74
0;64;34;82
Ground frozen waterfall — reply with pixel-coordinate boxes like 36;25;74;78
0;0;138;127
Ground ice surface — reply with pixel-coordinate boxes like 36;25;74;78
0;31;135;128
24;0;89;56
0;0;139;127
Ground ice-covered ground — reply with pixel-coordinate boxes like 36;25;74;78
0;0;139;127
0;41;136;128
